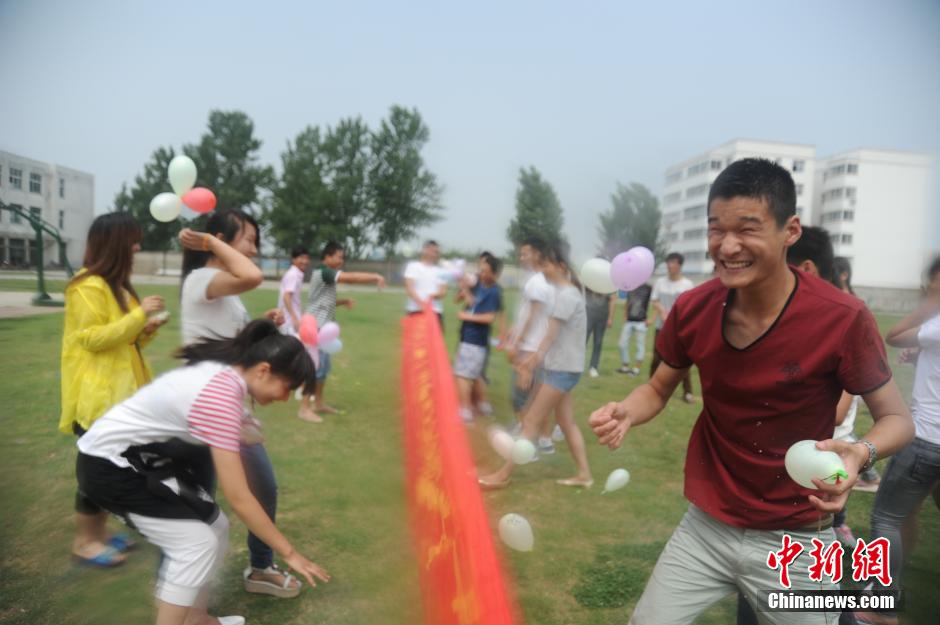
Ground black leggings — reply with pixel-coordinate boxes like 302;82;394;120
73;423;103;515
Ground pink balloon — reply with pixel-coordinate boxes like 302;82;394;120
299;314;319;347
318;321;340;344
610;247;655;291
181;187;217;214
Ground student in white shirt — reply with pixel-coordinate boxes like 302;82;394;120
76;320;329;625
649;252;695;403
179;211;300;602
404;240;448;329
278;246;311;336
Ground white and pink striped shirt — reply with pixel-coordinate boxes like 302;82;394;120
78;361;248;468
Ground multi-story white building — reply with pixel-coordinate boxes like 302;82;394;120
660;139;816;276
0;150;94;268
659;140;935;288
815;149;934;289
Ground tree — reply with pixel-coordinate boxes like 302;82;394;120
112;146;179;251
184;110;275;215
507;166;566;251
266;118;374;257
596;182;665;261
267;126;332;255
368;105;444;256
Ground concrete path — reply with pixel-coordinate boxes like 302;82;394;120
0;291;65;319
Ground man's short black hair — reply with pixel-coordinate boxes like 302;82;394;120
290;245;310;259
707;158;797;227
479;250;494;260
482;254;502;276
320;240;344;259
423;240;439;248
787;226;834;281
665;252;684;265
521;237;548;256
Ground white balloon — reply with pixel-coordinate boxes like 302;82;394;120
580;258;617;294
167;155;197;195
321;338;343;355
498;513;534;552
487;427;515;461
784;440;848;490
149;192;183;222
602;468;631;494
511;438;537;465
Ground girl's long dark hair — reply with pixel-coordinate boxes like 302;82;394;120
181;209;260;284
177;319;316;394
543;243;582;291
832;256;855;295
69;212;142;312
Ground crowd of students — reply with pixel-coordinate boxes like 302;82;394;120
57;156;938;624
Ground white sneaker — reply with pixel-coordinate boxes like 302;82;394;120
459;408;474;423
478;401;494;416
551;424;565;442
589;367;599;378
218;617;246;625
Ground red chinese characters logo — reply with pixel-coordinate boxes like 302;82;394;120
808;537;844;583
767;535;892;588
766;534;804;588
851;537;892;587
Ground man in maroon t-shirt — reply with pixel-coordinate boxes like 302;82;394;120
589;158;914;625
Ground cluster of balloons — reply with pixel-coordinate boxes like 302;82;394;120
784;440;848;489
439;258;467;283
149;155;218;223
485;426;632;552
580;246;655;294
298;314;344;355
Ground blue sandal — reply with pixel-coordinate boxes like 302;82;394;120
73;545;125;568
107;533;137;552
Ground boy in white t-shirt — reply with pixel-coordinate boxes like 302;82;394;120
649;252;695;402
404;240;447;329
278;246;310;336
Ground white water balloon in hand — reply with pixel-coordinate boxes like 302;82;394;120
602;468;631;494
784;440;848;489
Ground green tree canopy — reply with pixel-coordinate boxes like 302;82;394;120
507;166;566;251
596;182;664;261
112;146;179;251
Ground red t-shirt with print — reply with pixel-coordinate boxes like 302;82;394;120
655;268;891;530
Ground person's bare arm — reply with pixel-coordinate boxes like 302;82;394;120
811;380;914;513
404;278;425;305
282;291;300;329
211;447;330;587
886;292;940;347
588;362;687;450
179;229;263;298
457;311;496;324
337;271;386;289
834;391;853;426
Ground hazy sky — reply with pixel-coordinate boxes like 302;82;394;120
2;0;939;260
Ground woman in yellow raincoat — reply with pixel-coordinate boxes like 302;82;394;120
60;212;167;566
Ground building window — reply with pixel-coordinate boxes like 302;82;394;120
846;163;858;174
10;204;23;224
821;188;846;204
0;238;5;262
9;239;26;265
665;171;682;184
845;187;857;200
58;210;65;229
664;191;682;205
840;234;853;244
683;204;706;220
666;231;679;242
59;177;65;198
796;184;804;196
843;210;854;221
684;251;707;261
686;183;710;199
663;211;681;226
683;228;707;241
9;167;22;189
30;206;42;222
710;160;723;171
29;173;42;194
793;160;805;172
687;161;709;177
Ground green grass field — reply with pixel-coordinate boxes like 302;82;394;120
0;279;937;624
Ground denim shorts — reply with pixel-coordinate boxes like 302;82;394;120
541;369;581;393
316;350;331;381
